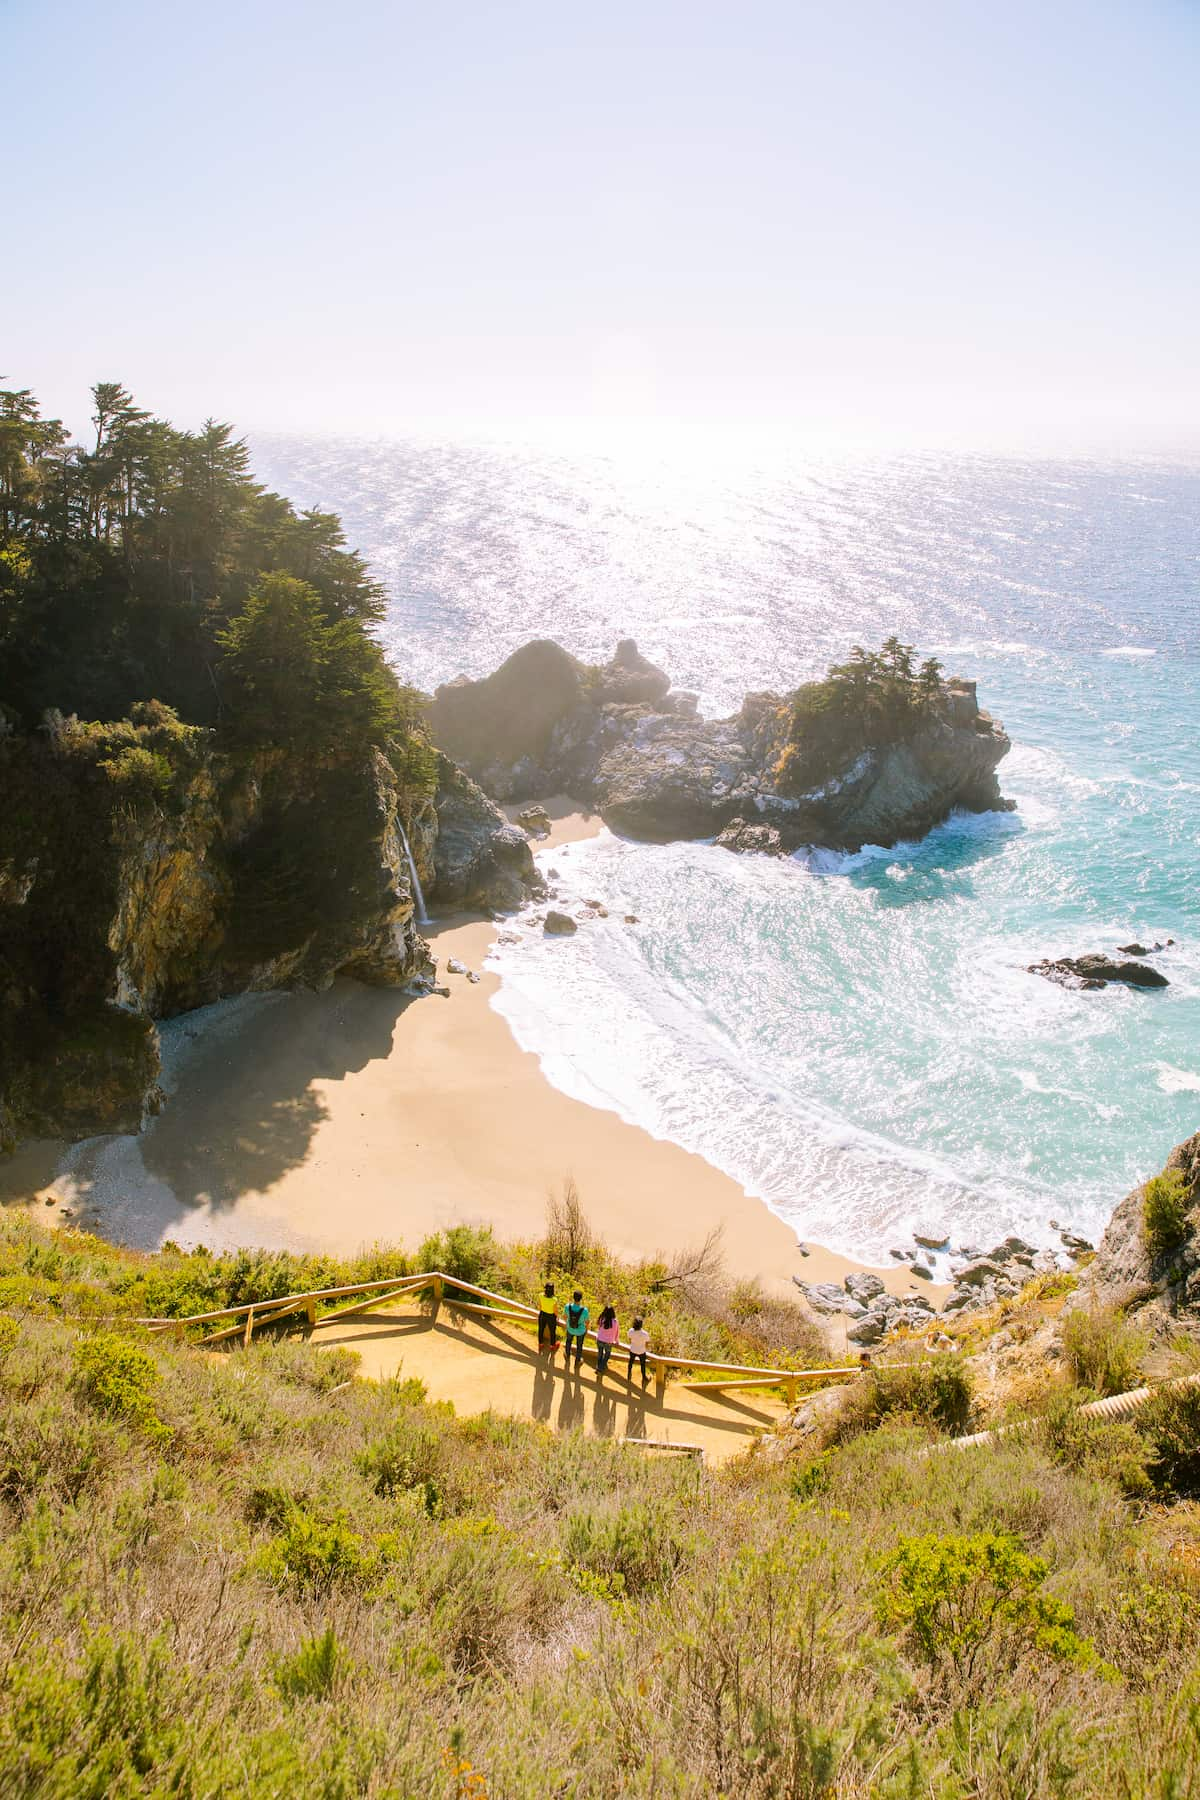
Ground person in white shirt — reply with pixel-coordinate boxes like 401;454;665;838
627;1317;650;1386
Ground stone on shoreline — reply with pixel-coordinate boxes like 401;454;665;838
544;910;578;935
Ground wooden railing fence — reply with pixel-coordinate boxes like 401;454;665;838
137;1269;859;1402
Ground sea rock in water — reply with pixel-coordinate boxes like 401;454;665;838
544;910;578;935
1029;954;1169;990
431;637;1011;853
1118;939;1174;956
596;638;672;706
714;818;786;856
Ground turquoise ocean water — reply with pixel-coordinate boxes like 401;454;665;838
253;436;1200;1260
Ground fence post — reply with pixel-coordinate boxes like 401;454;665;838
655;1358;667;1402
432;1274;443;1308
305;1296;317;1329
243;1307;255;1349
784;1379;797;1407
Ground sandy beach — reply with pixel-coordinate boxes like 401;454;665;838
1;800;938;1311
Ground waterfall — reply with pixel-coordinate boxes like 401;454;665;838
398;821;430;926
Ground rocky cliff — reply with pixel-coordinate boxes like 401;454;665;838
0;717;534;1150
1075;1127;1200;1344
430;639;1011;851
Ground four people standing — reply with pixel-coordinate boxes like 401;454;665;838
539;1286;651;1386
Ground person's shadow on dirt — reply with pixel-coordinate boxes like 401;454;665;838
557;1368;586;1432
593;1385;617;1439
531;1358;556;1422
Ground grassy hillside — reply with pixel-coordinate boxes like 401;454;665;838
2;1213;1200;1797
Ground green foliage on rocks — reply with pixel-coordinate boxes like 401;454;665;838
1061;1305;1147;1397
1142;1168;1190;1259
776;636;948;793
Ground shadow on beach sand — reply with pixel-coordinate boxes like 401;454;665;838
136;980;411;1223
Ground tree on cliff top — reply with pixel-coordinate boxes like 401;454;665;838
216;573;401;754
0;382;387;728
775;637;946;793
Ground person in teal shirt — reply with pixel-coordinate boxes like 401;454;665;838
563;1289;589;1371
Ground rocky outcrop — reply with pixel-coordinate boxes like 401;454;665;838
430;639;1011;853
1074;1128;1200;1343
714;819;787;856
428;757;539;913
793;1272;937;1342
1;726;538;1151
1029;953;1170;991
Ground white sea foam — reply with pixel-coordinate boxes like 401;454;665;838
1156;1063;1200;1095
1102;646;1157;657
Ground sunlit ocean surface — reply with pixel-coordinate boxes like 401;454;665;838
252;433;1200;1260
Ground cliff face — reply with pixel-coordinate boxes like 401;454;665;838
1076;1128;1200;1343
0;725;534;1149
430;641;1011;851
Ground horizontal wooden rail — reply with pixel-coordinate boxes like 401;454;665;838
138;1268;861;1396
138;1271;431;1330
677;1370;859;1396
623;1437;705;1459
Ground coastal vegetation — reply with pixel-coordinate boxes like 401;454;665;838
0;383;418;747
774;637;950;794
2;1210;1200;1794
0;385;442;1151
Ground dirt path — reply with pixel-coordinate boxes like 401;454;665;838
318;1299;788;1465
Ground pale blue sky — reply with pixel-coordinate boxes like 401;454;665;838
3;0;1198;448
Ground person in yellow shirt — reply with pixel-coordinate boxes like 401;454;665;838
537;1282;559;1355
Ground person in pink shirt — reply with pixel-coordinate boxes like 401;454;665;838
595;1305;619;1376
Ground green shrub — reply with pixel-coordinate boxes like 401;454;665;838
834;1357;973;1441
876;1532;1097;1685
1039;1392;1151;1498
415;1224;498;1289
274;1627;346;1702
98;744;174;800
1143;1170;1190;1259
256;1340;359;1393
563;1501;683;1597
1061;1305;1146;1397
1;1630;186;1798
358;1424;444;1516
254;1510;378;1594
1139;1383;1200;1497
71;1332;170;1442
